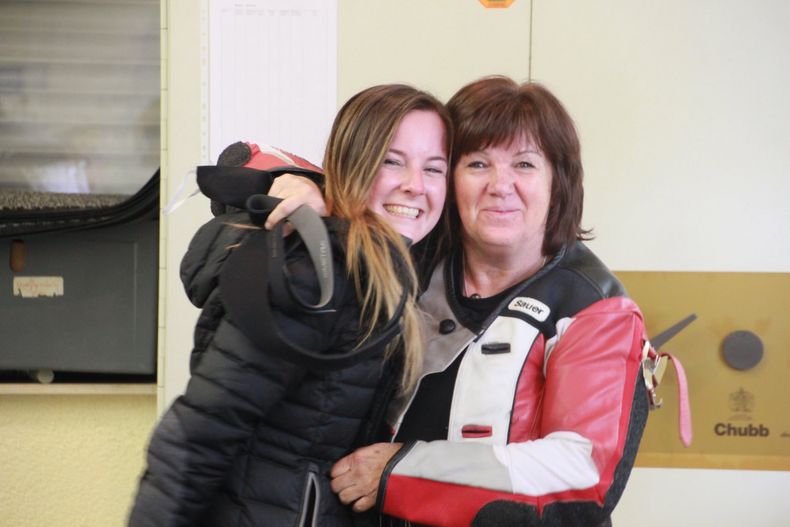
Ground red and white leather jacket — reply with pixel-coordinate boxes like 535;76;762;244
379;242;651;527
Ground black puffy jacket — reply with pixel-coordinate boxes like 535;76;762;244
128;212;400;527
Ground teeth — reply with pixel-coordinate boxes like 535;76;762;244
384;205;419;219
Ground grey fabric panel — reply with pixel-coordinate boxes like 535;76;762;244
387;259;476;425
419;260;476;375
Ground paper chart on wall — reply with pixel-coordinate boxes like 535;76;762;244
205;0;336;167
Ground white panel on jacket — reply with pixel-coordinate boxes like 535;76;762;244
449;315;539;444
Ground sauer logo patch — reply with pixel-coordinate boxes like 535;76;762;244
508;297;550;322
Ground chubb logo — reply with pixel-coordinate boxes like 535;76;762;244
508;297;550;322
729;387;754;413
714;423;770;437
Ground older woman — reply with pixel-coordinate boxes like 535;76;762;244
269;77;650;527
325;77;649;527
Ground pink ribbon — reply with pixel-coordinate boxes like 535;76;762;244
659;351;693;447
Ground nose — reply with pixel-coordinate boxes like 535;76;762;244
400;165;425;195
488;165;513;196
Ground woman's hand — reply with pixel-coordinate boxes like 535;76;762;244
330;442;402;512
265;174;327;230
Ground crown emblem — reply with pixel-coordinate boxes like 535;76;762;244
729;387;754;413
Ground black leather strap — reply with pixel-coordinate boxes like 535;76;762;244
244;194;334;312
220;200;408;371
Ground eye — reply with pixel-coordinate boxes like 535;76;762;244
383;157;402;167
516;160;535;169
466;160;487;169
425;165;447;177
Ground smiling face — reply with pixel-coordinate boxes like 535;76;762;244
454;136;552;262
366;110;449;243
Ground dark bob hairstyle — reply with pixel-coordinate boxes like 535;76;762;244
442;76;592;256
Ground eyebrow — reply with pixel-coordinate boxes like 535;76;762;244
466;146;540;157
515;149;540;156
389;148;448;163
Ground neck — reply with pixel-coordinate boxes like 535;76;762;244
462;246;547;298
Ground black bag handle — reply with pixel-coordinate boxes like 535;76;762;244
220;196;407;370
244;194;333;312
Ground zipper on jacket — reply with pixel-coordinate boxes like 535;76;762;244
297;468;321;527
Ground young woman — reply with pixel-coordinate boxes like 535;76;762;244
128;84;451;527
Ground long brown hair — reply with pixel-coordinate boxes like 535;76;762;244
323;84;451;390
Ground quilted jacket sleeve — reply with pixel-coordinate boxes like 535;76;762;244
128;331;307;527
128;215;355;526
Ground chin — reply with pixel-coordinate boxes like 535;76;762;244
400;230;420;244
481;237;520;251
478;229;522;246
390;220;421;241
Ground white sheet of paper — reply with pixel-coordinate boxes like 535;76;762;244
207;0;336;167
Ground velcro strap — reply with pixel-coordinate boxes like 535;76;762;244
196;165;323;210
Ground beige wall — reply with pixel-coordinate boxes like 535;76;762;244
338;0;531;102
159;0;210;410
531;0;790;273
0;394;155;526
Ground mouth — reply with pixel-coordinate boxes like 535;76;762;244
484;208;517;215
384;204;421;219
